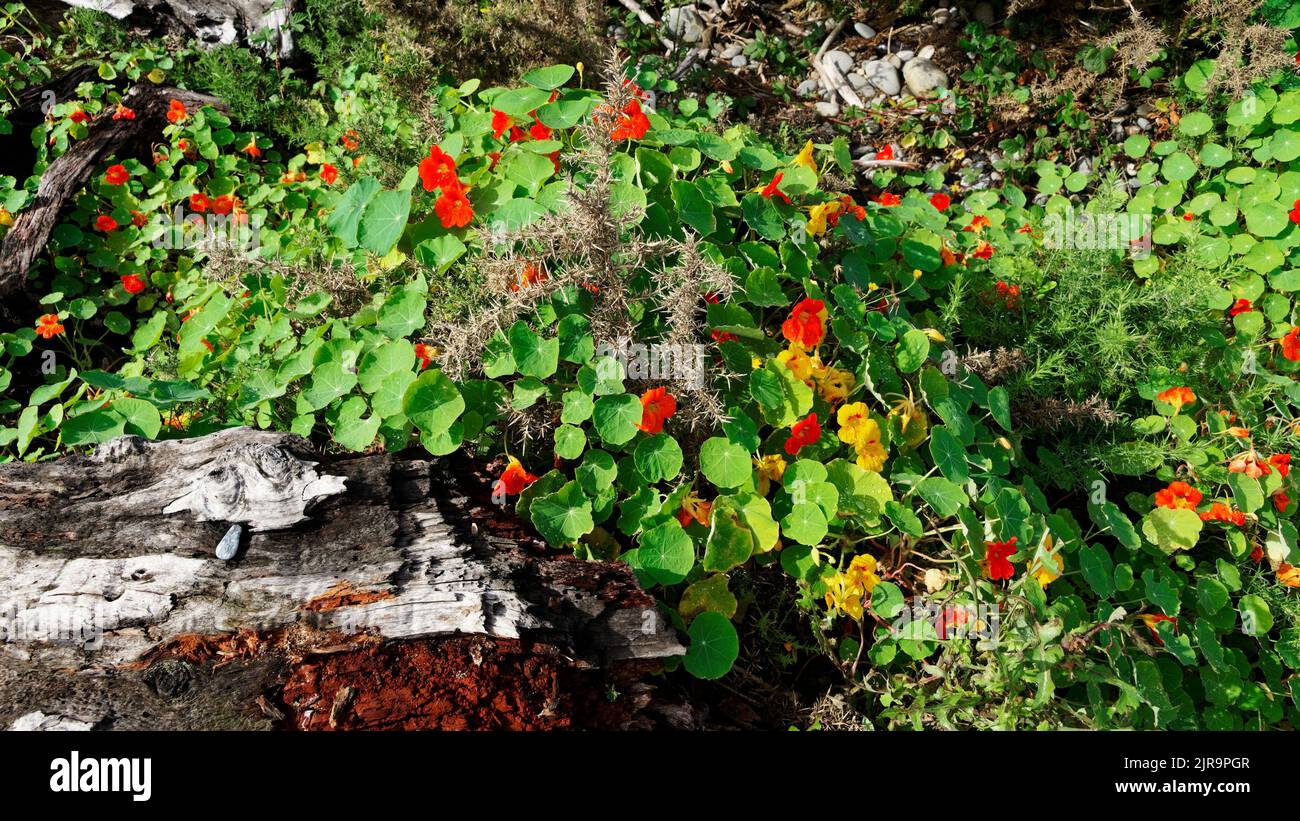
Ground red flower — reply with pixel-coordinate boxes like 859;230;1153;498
1154;480;1202;510
1228;298;1253;316
929;192;951;212
610;98;650;141
508;125;528;142
320;163;338;185
982;538;1017;581
1183;211;1195;222
875;144;894;161
103;164;129;185
784;413;820;455
434;187;474;229
1141;614;1177;646
529;120;552;141
781;297;828;347
971;241;994;260
120;274;146;295
1275;491;1290;513
189;193;209;213
112;104;136;121
964;214;990;232
166;98;187;124
493;456;538;497
414;343;435;369
130;210;148;227
211;194;236;215
638;387;677;434
1251;543;1264;563
509;263;546;292
491;110;513;140
419;145;457;192
874;192;900;206
1156;386;1195;413
341;129;360;151
35;313;65;339
241;139;262;158
1290;199;1300;226
69;109;90;124
1016;224;1033;234
1200;502;1245;526
761;171;790;204
1269;453;1291;477
993;281;1021;309
95;215;118;232
1283;327;1300;362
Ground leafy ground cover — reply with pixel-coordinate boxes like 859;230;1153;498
3;0;1300;729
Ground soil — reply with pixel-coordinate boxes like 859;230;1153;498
276;635;660;731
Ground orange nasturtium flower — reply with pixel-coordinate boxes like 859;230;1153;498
166;98;187;123
785;412;821;456
189;193;209;213
781;297;827;347
434;186;474;229
1141;614;1178;646
418;145;458;192
120;274;145;295
971;241;994;260
875;144;894;161
609;98;650;141
1228;298;1253;316
103;164;129;185
1200;502;1246;526
760;171;790;204
493;457;538;498
112;104;136;120
241;138;262;158
929;192;951;211
35;313;65;339
982;538;1017;581
874;191;901;206
1156;386;1195;414
677;492;713;528
490;109;513;139
638;387;677;434
1154;481;1202;510
320;163;339;185
1270;453;1292;476
94;215;118;232
964;214;991;233
1281;326;1300;362
414;343;436;369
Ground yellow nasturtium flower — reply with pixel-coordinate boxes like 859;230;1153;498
814;365;855;406
754;454;787;496
793;139;817;175
824;554;881;621
777;342;817;383
837;402;888;472
888;388;929;449
1028;534;1064;588
805;199;845;236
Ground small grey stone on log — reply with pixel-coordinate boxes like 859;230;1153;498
854;23;876;39
822;49;854;75
215;522;243;560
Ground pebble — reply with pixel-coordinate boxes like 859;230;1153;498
846;72;871;93
720;44;742;59
1137;117;1152;130
862;60;901;95
216;523;243;561
854;23;876;39
815;100;841;117
898;49;915;61
885;54;902;69
730;55;748;68
664;5;706;44
902;58;950;96
823;49;855;75
796;78;820;98
918;45;936;60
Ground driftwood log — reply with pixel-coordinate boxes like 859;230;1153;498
0;429;685;730
0;83;224;301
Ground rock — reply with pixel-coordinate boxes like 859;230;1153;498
1137;117;1152;130
854;23;876;39
54;0;293;56
902;58;950;97
846;72;871;93
796;78;821;98
823;49;855;75
664;5;706;44
216;522;244;561
720;44;742;59
862;60;901;95
934;12;950;26
974;2;996;26
885;54;902;69
815;100;841;118
918;45;936;60
613;25;629;41
730;55;748;68
898;49;915;62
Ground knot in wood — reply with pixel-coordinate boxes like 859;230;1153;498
161;442;346;531
143;659;196;699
